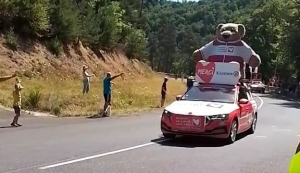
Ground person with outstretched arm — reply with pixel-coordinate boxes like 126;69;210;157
82;65;95;95
0;73;16;82
11;78;24;127
102;72;124;116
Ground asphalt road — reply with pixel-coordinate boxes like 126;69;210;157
1;93;300;173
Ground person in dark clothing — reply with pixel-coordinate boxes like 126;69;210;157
161;77;168;107
187;76;194;90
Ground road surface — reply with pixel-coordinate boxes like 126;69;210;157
0;93;299;173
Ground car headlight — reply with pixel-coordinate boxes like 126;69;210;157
163;110;173;116
208;114;229;120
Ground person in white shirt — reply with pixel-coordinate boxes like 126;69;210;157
82;65;95;95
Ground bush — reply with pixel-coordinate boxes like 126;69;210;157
4;27;18;50
23;90;42;110
48;37;62;56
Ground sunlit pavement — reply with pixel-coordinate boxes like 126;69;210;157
0;93;299;173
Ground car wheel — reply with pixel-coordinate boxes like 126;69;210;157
262;89;265;93
248;113;257;134
226;119;238;144
163;133;176;139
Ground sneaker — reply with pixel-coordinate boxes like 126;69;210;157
103;112;108;117
11;123;17;127
16;123;22;126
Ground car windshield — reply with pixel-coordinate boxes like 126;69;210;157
181;84;236;103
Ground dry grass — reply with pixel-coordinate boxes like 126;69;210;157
0;74;186;117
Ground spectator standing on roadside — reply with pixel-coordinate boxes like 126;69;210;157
0;73;16;82
102;72;124;116
187;76;194;91
161;77;168;107
82;65;95;95
11;78;24;127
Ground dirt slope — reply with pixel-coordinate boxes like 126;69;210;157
0;38;153;79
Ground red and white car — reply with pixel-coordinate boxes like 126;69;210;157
160;61;258;143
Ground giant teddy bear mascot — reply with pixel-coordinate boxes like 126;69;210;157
192;23;261;79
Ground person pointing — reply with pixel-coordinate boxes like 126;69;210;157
102;72;124;116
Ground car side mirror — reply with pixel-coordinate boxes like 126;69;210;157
176;95;182;101
239;98;249;104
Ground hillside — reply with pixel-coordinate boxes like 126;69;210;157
0;38;186;117
0;37;152;79
1;0;300;116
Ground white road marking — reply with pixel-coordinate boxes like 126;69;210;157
254;135;267;138
271;126;276;128
253;95;264;110
273;129;292;132
297;135;300;137
39;139;169;169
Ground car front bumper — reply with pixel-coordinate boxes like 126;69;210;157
160;115;231;139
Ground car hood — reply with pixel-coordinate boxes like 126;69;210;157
251;84;258;87
165;100;239;116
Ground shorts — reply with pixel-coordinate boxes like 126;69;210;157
13;106;21;114
104;93;111;103
161;92;166;100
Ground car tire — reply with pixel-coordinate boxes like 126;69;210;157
262;89;265;93
226;119;238;144
247;113;257;134
163;133;176;139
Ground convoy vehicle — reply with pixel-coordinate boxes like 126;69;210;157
250;80;266;93
160;61;258;144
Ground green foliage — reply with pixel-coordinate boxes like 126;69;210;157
4;27;18;49
23;90;42;110
1;0;300;83
124;25;148;60
48;37;62;56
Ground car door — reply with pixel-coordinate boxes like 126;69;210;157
245;91;255;127
238;88;252;131
248;91;257;113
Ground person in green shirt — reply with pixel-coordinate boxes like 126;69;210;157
289;142;300;173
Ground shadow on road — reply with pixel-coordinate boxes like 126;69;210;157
151;133;249;148
0;125;17;128
270;102;300;109
259;93;300;109
259;93;293;100
86;114;107;119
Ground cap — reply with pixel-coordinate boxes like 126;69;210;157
83;65;88;70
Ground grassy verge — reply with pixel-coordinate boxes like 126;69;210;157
0;74;186;117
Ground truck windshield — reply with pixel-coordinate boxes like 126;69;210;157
181;85;236;103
